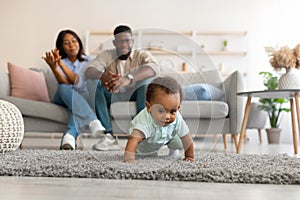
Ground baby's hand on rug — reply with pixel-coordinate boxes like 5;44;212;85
183;157;195;162
124;159;138;164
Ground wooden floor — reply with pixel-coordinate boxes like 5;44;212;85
1;133;300;200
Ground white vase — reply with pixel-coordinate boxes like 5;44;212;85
278;68;300;89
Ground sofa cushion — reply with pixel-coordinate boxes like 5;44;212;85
8;62;50;102
180;101;228;118
111;102;137;118
182;83;225;101
160;70;223;88
1;96;68;123
111;101;228;119
30;68;58;101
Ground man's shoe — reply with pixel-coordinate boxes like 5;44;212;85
89;119;105;137
61;133;76;150
92;134;120;151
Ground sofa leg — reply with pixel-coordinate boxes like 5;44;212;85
19;136;25;150
222;134;227;149
19;142;23;150
232;134;238;150
258;129;262;143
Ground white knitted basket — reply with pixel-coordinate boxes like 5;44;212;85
0;100;24;153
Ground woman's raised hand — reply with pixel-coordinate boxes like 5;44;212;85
42;49;61;70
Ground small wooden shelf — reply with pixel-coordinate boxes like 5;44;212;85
87;31;112;36
149;49;191;56
85;30;248;76
202;51;247;56
86;31;247;37
196;31;247;36
139;31;193;36
149;49;246;56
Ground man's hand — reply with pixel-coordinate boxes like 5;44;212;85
100;70;121;91
101;71;132;93
110;76;131;93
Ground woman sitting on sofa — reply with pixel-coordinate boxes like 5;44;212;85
42;29;105;150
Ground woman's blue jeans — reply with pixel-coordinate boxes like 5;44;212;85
53;84;97;139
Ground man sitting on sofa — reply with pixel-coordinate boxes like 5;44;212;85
85;25;159;151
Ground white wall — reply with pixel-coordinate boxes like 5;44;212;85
2;0;300;87
1;0;299;143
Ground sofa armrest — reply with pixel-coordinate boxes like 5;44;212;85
0;71;10;98
223;71;245;134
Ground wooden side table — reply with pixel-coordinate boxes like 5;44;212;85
237;90;300;154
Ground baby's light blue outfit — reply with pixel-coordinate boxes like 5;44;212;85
129;108;189;155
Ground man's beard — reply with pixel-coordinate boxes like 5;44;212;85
117;50;131;60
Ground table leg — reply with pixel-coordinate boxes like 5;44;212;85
290;98;298;154
294;93;300;142
237;96;251;154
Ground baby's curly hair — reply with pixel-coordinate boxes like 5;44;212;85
146;76;183;103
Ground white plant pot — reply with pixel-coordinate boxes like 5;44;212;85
278;68;300;89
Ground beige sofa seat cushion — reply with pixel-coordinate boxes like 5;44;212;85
111;101;228;119
111;102;137;119
180;101;228;118
1;96;68;123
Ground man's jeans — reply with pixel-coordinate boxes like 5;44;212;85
88;79;151;135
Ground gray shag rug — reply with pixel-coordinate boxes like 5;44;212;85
0;150;300;184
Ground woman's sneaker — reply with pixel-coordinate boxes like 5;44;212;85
60;133;76;150
92;134;120;151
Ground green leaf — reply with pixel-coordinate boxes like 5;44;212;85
258;71;290;128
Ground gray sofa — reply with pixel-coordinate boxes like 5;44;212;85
0;69;68;133
111;71;245;139
0;68;244;148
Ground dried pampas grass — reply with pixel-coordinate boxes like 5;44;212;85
265;44;300;71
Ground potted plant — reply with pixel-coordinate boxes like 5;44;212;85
222;40;228;51
258;71;290;143
265;45;300;89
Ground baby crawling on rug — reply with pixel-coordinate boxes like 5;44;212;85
123;76;195;163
